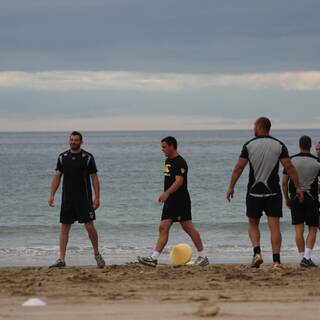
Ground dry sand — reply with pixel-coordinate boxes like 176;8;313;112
1;263;320;319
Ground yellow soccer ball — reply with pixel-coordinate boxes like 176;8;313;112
169;243;193;266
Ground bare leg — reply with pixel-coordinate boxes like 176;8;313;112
306;226;318;250
267;217;282;254
294;224;305;253
180;220;204;252
85;221;100;256
155;219;173;253
59;224;72;262
248;218;261;248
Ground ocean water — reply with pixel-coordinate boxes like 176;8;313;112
0;130;319;267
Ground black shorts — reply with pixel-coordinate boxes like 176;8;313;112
246;193;283;219
161;196;192;222
60;201;96;224
290;193;319;227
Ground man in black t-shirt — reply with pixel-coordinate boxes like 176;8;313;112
226;117;303;269
316;142;320;193
48;131;105;268
138;136;209;267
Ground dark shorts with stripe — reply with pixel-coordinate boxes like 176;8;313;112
290;193;319;227
246;193;283;219
60;200;96;224
162;195;192;222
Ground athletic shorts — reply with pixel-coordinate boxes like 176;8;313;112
290;193;319;227
161;196;192;222
246;193;283;219
60;201;96;224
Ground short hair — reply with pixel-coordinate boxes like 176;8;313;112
256;117;271;132
161;136;178;149
299;135;312;150
70;131;83;141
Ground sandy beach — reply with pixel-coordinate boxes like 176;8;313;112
1;263;320;319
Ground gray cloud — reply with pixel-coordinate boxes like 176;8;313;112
1;0;320;131
0;0;319;72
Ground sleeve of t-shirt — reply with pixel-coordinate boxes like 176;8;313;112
240;144;249;159
88;156;98;174
279;144;289;159
172;160;187;178
55;156;63;173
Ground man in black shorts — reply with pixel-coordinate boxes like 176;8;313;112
138;136;209;267
48;131;105;268
282;136;320;267
226;117;303;269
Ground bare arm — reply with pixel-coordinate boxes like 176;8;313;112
280;158;304;202
226;158;248;202
91;173;100;210
158;176;183;203
282;174;291;208
48;170;63;207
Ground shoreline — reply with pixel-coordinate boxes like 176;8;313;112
0;253;310;268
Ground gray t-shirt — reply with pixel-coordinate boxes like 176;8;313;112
283;153;320;197
241;136;289;196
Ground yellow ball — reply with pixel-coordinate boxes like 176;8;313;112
169;243;193;266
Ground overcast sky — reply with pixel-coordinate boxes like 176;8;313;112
1;0;320;131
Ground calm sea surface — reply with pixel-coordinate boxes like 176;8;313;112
0;130;319;266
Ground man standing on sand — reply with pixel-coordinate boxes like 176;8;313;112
138;136;209;267
282;136;320;268
316;142;320;193
226;117;303;269
48;131;105;268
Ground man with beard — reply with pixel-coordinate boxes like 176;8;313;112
48;131;105;268
226;117;303;269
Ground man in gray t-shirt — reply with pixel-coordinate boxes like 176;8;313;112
227;117;303;270
283;136;320;268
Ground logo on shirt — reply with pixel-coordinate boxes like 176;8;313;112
181;168;186;174
163;164;171;176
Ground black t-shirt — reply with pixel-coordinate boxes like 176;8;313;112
163;155;189;200
56;149;97;204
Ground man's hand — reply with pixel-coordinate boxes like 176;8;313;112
158;192;170;203
296;187;304;203
226;187;234;202
48;195;55;207
92;198;100;210
285;198;291;209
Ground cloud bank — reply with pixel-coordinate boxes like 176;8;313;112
0;71;320;92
